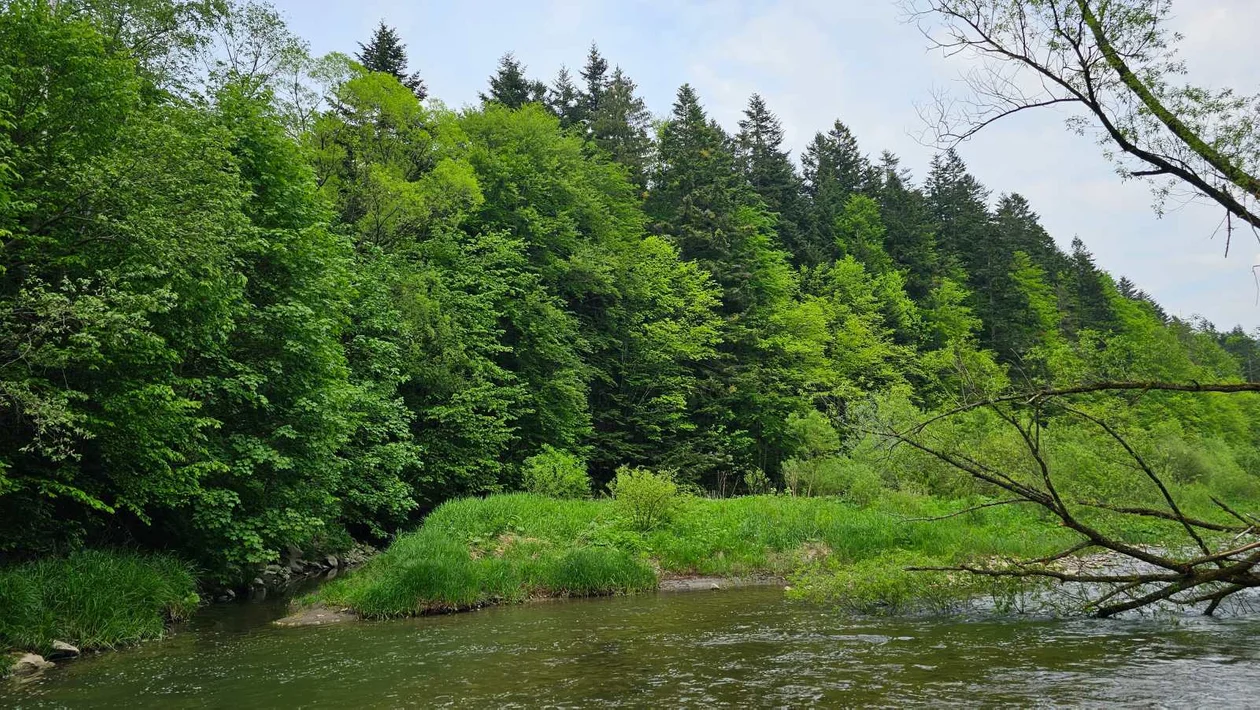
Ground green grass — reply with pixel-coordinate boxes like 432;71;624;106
309;492;1082;618
0;550;199;655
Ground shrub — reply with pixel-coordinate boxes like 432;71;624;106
0;550;199;654
608;466;679;531
782;455;885;502
521;445;591;499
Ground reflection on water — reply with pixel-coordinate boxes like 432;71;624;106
6;588;1260;708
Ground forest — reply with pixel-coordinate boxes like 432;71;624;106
3;0;1260;629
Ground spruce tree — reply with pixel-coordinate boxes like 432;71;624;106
1064;237;1117;335
925;149;991;272
589;67;652;188
481;52;546;109
992;193;1065;278
736;94;805;260
647;84;819;483
579;42;609;118
547;66;582;129
356;20;427;99
801;120;870;266
873;151;938;300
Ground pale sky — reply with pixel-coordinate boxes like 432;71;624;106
273;0;1260;331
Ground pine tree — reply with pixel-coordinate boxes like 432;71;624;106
356;21;427;99
481;52;546;109
736;94;805;259
589;67;652;188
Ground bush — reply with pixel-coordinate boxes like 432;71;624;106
521;445;591;499
608;466;679;531
0;550;199;654
782;455;884;502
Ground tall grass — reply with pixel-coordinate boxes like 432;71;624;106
0;550;199;655
310;492;1077;618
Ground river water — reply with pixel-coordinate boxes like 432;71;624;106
5;587;1260;708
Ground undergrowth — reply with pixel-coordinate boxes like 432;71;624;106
308;491;1083;617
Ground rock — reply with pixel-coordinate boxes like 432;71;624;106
248;578;267;601
46;641;79;660
9;653;54;677
287;559;305;574
273;605;357;627
325;554;339;568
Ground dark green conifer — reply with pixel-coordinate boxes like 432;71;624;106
356;20;426;99
481;52;546;109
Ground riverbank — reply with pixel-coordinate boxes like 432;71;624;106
0;550;199;675
301;492;1080;619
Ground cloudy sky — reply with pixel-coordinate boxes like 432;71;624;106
272;0;1260;330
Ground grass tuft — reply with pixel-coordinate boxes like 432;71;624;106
0;549;199;655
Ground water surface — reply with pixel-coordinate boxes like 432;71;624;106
6;588;1260;707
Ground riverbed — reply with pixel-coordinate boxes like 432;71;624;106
6;587;1260;707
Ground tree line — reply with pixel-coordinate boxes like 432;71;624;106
1;0;1257;583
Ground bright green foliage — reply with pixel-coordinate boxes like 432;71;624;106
834;194;895;276
5;0;1260;606
313;495;658;617
608;466;680;531
522;445;591;499
0;550;198;654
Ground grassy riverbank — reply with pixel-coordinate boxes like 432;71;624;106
308;492;1081;618
0;550;199;657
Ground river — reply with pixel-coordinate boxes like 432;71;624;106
5;587;1260;707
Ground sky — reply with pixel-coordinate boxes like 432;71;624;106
271;0;1260;330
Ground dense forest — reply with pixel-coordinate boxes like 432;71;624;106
3;0;1260;586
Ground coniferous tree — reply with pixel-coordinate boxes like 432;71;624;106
547;66;583;129
873;151;939;300
926;149;991;273
1063;236;1117;336
481;52;546;109
993;193;1065;278
356;20;427;99
579;42;609;120
736;94;805;260
1116;275;1138;300
589;67;653;188
801;120;870;266
647;84;825;482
